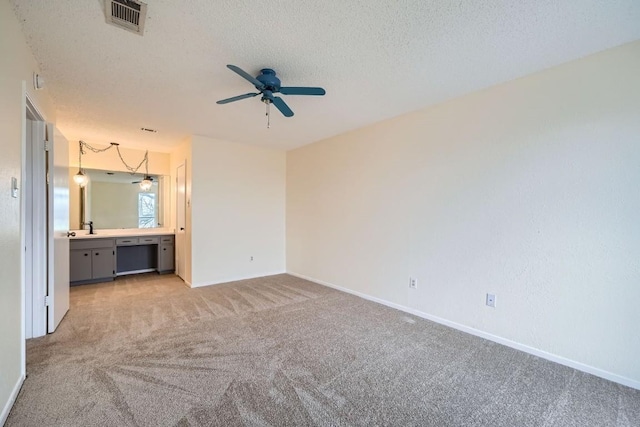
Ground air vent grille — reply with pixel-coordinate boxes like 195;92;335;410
105;0;147;35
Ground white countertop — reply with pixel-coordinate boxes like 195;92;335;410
70;228;175;239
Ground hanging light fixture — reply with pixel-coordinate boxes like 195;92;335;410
138;149;153;191
74;140;153;190
73;141;89;187
139;176;153;191
73;170;89;187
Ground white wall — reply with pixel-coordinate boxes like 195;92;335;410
190;136;286;287
287;41;640;387
0;1;57;423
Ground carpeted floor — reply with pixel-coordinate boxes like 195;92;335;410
7;273;640;426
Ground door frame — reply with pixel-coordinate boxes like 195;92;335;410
176;161;186;280
21;91;48;365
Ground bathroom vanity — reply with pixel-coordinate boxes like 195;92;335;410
70;230;174;285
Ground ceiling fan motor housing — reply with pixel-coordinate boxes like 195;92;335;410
256;69;281;92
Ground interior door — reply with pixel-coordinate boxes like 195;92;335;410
176;162;186;280
47;125;70;333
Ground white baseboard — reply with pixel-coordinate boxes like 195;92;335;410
288;271;640;391
1;374;24;426
190;271;287;288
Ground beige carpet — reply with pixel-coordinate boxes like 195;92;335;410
7;273;640;426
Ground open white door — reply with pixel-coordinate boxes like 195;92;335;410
176;162;186;280
47;125;70;333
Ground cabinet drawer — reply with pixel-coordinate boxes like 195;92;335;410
160;236;174;244
70;238;114;250
116;237;138;246
138;236;159;244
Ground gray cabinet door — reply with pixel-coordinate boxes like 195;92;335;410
158;244;174;272
70;250;92;282
92;249;114;279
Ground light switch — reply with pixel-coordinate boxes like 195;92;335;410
11;177;18;198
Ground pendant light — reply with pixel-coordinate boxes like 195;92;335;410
73;141;89;187
139;176;153;191
138;151;153;191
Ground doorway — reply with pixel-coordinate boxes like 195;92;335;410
23;95;70;339
24;99;47;339
176;162;186;280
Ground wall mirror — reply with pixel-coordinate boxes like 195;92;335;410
71;168;170;230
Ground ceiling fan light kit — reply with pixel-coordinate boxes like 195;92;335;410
217;64;326;127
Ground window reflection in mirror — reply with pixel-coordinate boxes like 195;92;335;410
70;168;169;230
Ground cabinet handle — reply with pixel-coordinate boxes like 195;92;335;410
95;252;99;256
163;248;166;251
84;253;88;256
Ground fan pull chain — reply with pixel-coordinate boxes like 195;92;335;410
266;101;271;129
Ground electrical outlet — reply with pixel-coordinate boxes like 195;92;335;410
486;293;496;308
250;256;254;261
409;277;417;289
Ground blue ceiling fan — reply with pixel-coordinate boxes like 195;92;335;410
216;65;326;118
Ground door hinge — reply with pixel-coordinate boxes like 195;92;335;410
44;295;51;306
44;140;50;151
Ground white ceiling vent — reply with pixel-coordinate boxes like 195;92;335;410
104;0;147;35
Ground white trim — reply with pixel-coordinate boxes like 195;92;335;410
20;83;27;382
23;92;48;339
0;375;24;426
175;161;187;281
25;91;46;121
21;91;48;360
31;120;47;338
288;271;640;391
190;271;287;288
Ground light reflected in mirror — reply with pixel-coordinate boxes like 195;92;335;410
71;168;169;230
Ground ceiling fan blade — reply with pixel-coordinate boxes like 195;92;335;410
279;87;326;96
226;64;265;89
216;92;260;104
270;96;294;117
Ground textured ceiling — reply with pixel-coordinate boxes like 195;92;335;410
10;0;640;152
